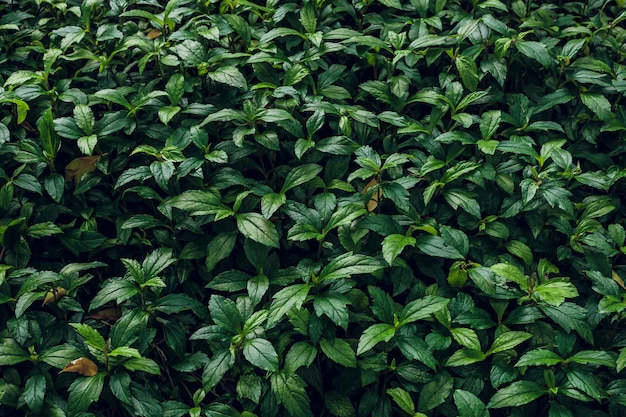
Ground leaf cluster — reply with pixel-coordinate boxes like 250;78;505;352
1;0;626;416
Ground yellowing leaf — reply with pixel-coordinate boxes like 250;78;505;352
362;177;382;212
147;29;162;39
42;287;67;306
612;270;626;290
86;308;123;321
59;357;98;376
64;155;101;183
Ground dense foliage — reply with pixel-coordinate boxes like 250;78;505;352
1;0;626;416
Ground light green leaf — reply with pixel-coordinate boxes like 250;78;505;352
386;387;415;415
243;338;279;371
381;234;416;265
487;331;532;355
236;212;280;248
318;252;384;281
487;380;545;408
451;328;482;351
70;323;106;351
267;284;312;325
356;323;396;355
280;163;323;194
516;349;563;367
399;295;449;325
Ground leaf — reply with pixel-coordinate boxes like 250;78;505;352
399;295;449;325
415;235;465;260
320;338;357;368
381;234;415;265
418;372;454;411
318;252;384;281
64;155;101;182
454;389;489;417
267;284;312;325
89;278;139;310
567;350;615;367
487;380;545;408
67;373;105;414
356;323;396;355
516;349;563;367
516;40;554;68
487;331;532;355
22;373;46;413
580;93;612;120
206;232;237;272
243;338;279;371
208;66;247;89
123;357;161;374
42;287;67;306
451;328;482;351
284;341;317;375
59;357;99;376
386;387;415;415
280;163;323;194
456;55;479;91
0;337;29;365
445;348;487;367
236;212;280;248
271;372;314;417
70;323;106;351
533;281;579;306
209;295;242;331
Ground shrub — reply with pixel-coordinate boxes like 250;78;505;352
1;0;626;416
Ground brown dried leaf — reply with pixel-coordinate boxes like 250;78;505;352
42;287;67;306
64;155;101;183
86;308;123;321
362;177;382;212
147;29;162;39
612;270;626;290
59;357;98;376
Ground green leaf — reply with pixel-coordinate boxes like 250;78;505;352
70;323;106;351
451;328;482;351
580;93;612;120
516;40;554;68
38;107;59;159
0;337;29;365
267;284;312;325
206;232;237;272
356;323;396;355
209;295;242;331
320;338;357;368
399;295;449;325
453;389;488;417
243;338;279;371
386;387;415;415
318;252;384;281
480;110;501;140
516;349;563;367
325;203;367;232
567;350;615;367
22;373;45;413
418;372;454;411
202;350;234;391
487;380;545;408
209;66;247;89
280;163;323;194
381;234;416;265
89;278;139;310
122;357;161;374
67;373;105;413
487;331;532;355
415;235;465;260
445;348;487;367
236;212;280;248
456;55;479;91
271;372;313;417
533;281;579;306
284;341;317;375
166;73;185;105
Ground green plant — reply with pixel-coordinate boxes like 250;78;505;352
1;0;626;416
